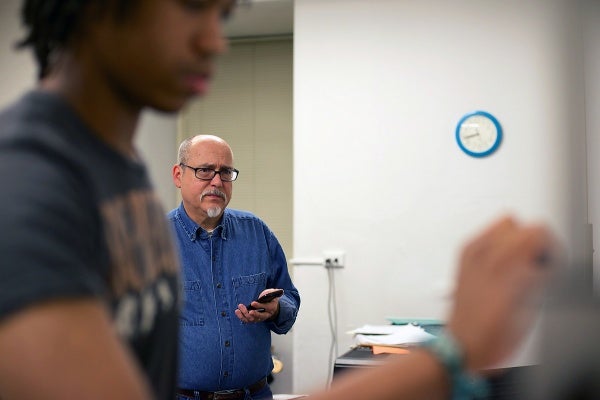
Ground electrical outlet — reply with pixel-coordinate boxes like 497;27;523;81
323;250;345;268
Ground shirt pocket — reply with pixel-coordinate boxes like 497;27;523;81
232;272;267;308
180;280;205;326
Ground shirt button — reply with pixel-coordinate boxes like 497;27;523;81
224;371;229;377
212;255;216;261
216;283;222;288
221;311;226;317
225;340;230;347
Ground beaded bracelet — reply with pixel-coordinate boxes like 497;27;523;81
421;331;489;400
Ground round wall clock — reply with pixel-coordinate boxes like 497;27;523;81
455;111;502;157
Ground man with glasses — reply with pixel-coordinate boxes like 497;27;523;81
168;134;300;400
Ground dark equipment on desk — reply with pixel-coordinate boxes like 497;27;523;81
334;320;540;400
333;347;539;400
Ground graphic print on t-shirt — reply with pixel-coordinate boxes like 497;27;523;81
100;189;180;339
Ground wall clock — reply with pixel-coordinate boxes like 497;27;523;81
455;111;502;157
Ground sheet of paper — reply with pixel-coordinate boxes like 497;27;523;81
351;324;436;346
348;324;419;335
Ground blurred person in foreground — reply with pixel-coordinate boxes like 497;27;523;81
0;0;557;399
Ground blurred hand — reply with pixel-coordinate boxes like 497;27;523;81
447;216;558;372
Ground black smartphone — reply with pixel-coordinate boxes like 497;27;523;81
246;289;284;311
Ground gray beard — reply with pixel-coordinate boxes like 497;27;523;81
207;206;223;218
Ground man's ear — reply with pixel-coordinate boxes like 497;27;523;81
172;164;183;188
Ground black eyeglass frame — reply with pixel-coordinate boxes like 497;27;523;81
179;163;239;182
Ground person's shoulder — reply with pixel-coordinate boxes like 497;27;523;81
226;208;260;221
166;207;178;220
0;90;64;126
0;91;41;138
0;90;86;152
224;210;281;243
225;209;272;229
0;92;79;180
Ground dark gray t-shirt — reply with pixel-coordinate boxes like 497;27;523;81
0;90;180;399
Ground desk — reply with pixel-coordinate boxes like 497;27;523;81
333;347;538;400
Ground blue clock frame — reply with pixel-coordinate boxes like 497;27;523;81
455;110;502;158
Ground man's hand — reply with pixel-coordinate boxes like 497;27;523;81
235;289;282;323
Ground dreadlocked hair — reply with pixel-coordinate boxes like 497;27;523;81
17;0;138;80
17;0;91;80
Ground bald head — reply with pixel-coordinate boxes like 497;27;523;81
178;135;233;165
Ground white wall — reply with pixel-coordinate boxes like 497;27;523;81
135;112;178;210
0;0;35;106
584;0;600;291
292;0;590;393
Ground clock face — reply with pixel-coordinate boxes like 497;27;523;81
456;111;502;157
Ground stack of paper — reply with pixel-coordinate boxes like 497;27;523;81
348;324;436;347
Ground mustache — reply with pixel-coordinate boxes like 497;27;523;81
201;188;227;201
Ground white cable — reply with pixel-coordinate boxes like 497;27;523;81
291;256;339;386
326;263;339;387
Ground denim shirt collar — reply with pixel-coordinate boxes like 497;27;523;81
174;202;228;241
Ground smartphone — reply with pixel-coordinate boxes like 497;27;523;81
246;289;284;311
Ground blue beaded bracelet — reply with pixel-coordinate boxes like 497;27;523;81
421;331;489;400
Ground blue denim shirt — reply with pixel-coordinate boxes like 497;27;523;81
168;204;300;391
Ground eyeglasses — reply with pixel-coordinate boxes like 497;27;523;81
179;163;239;182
